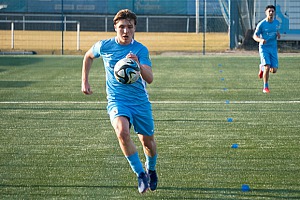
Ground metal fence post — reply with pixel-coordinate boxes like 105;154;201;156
196;0;199;34
203;0;207;55
61;0;64;55
11;21;14;49
77;22;80;51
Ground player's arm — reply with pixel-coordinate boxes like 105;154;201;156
253;33;266;44
139;64;153;84
81;48;95;95
253;25;266;44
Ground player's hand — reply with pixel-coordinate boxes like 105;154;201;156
81;82;93;95
126;52;139;63
260;39;266;45
277;32;281;39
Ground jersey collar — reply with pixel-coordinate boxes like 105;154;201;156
114;37;135;45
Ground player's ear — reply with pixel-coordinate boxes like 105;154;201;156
114;25;117;32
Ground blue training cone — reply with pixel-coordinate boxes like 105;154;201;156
227;118;233;122
241;184;250;192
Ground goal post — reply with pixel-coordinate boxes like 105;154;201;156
0;20;81;52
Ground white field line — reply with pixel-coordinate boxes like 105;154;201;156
0;100;299;104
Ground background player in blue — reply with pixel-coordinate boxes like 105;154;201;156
253;5;281;93
81;9;157;194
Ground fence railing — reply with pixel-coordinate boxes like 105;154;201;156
0;13;227;32
0;13;229;55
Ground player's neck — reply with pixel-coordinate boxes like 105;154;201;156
266;16;274;22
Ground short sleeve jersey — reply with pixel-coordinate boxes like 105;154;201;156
92;37;152;105
254;18;280;49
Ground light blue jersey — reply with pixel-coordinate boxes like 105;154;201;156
254;18;280;49
254;18;280;68
92;37;154;136
92;37;152;105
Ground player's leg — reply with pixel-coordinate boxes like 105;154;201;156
138;134;157;169
270;67;277;73
108;104;148;193
130;102;158;191
112;116;149;193
132;103;158;191
112;116;137;156
132;105;157;161
263;64;270;85
259;49;266;79
138;134;158;191
263;64;270;93
258;63;264;79
260;49;271;93
269;51;279;74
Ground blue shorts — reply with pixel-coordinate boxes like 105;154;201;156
107;102;154;136
259;47;278;68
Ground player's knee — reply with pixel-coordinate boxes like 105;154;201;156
140;136;156;152
264;65;270;71
116;129;131;144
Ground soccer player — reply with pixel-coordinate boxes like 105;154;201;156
81;9;158;194
253;5;281;93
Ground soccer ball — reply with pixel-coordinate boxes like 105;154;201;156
114;58;140;84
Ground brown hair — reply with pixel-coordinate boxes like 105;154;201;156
113;9;137;25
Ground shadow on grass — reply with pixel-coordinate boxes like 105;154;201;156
160;186;300;199
0;81;35;88
1;184;299;199
0;56;44;67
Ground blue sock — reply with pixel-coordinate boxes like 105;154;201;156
126;152;144;176
264;83;269;89
145;154;157;171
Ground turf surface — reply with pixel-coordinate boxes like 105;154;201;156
0;55;299;199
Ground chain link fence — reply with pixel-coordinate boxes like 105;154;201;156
0;0;231;55
1;0;299;55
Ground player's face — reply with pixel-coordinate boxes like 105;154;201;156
265;8;275;20
115;19;136;45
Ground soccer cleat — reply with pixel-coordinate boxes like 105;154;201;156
258;64;263;79
137;172;149;194
263;88;270;93
147;169;158;191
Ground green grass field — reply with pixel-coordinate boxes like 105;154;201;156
0;55;300;199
